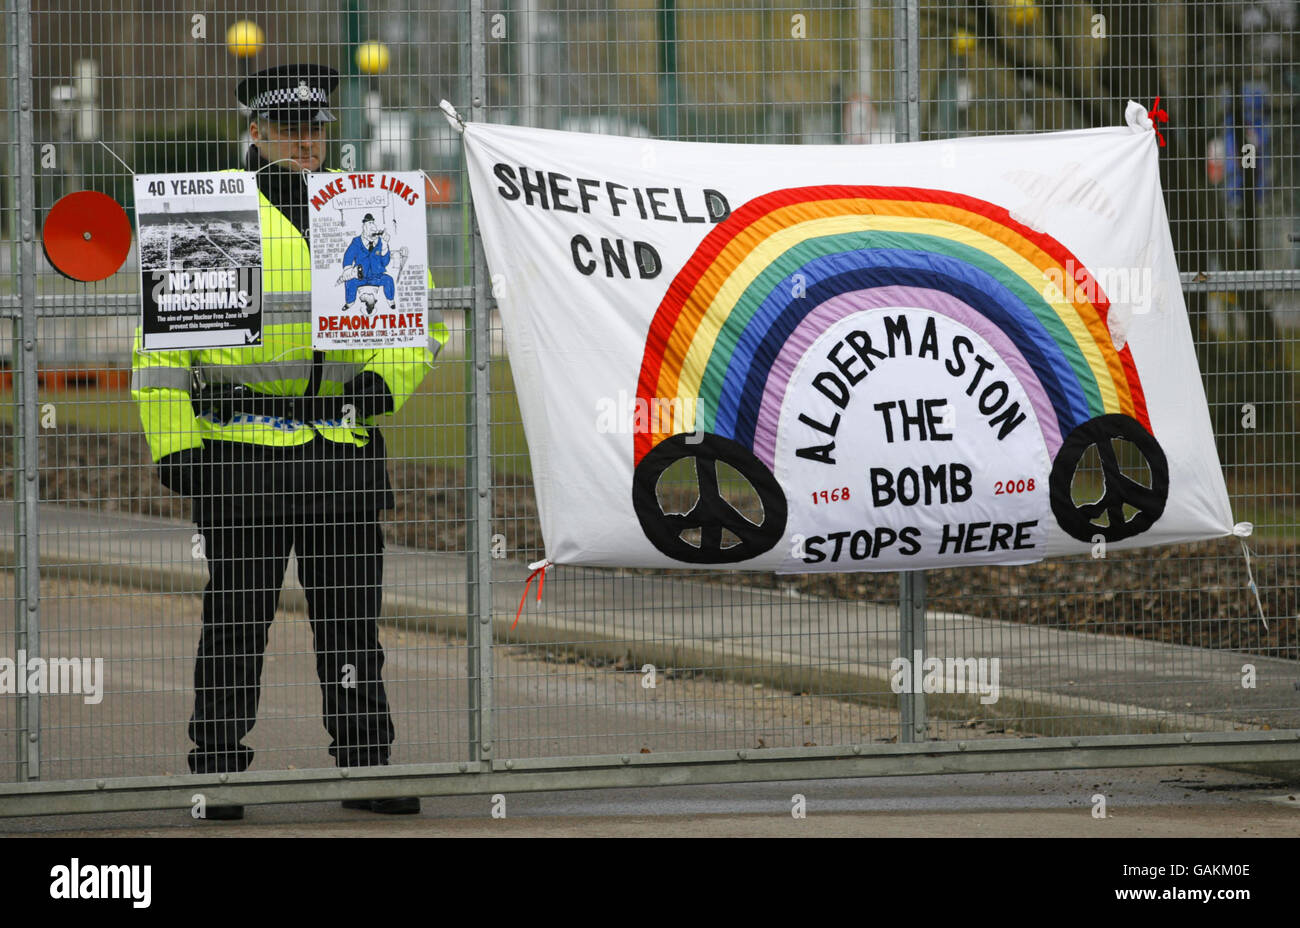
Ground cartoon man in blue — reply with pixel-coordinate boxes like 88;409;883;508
339;213;407;313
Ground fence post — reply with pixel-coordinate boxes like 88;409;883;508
890;0;920;142
898;570;926;742
464;0;495;767
902;0;920;141
10;0;40;780
656;0;679;140
893;0;925;744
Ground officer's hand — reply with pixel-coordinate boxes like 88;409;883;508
192;385;240;425
298;395;347;424
341;371;395;421
157;447;205;498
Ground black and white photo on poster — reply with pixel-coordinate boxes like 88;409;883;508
134;172;263;351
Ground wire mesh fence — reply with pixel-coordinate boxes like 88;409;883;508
2;0;1299;811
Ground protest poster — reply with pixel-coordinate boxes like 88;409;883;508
458;102;1237;572
134;172;262;351
307;170;428;349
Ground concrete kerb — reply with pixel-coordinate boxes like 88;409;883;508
0;503;1258;740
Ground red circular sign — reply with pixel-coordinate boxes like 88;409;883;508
42;190;132;282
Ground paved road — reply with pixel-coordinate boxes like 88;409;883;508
4;501;1297;749
3;503;1299;833
0;568;1000;783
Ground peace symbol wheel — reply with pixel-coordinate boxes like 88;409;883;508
633;433;787;564
1049;414;1168;543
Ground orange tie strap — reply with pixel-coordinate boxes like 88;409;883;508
512;559;554;630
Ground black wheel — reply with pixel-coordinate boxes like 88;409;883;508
1049;414;1168;543
632;433;787;564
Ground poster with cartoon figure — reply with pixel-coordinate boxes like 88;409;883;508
307;170;428;349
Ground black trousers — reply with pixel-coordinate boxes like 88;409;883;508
187;510;395;773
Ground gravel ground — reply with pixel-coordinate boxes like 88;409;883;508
4;422;1296;659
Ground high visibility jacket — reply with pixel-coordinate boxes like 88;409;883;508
132;178;449;463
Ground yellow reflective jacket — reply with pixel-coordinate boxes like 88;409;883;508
132;170;448;462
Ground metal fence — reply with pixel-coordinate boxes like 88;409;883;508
3;0;1299;817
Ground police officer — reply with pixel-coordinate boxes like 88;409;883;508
131;64;447;819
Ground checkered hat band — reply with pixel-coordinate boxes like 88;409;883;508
252;86;328;108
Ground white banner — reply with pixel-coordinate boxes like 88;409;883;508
308;170;428;349
459;103;1236;571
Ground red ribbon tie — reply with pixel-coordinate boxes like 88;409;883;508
1148;96;1169;147
513;559;553;630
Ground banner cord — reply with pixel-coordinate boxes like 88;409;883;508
1239;539;1269;630
96;139;135;175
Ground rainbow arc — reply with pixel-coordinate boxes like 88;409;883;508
634;185;1150;469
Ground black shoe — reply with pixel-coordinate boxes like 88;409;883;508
341;797;420;814
201;804;244;820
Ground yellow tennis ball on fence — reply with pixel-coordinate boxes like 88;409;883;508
952;29;977;55
226;20;264;58
356;42;391;75
1009;0;1039;27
